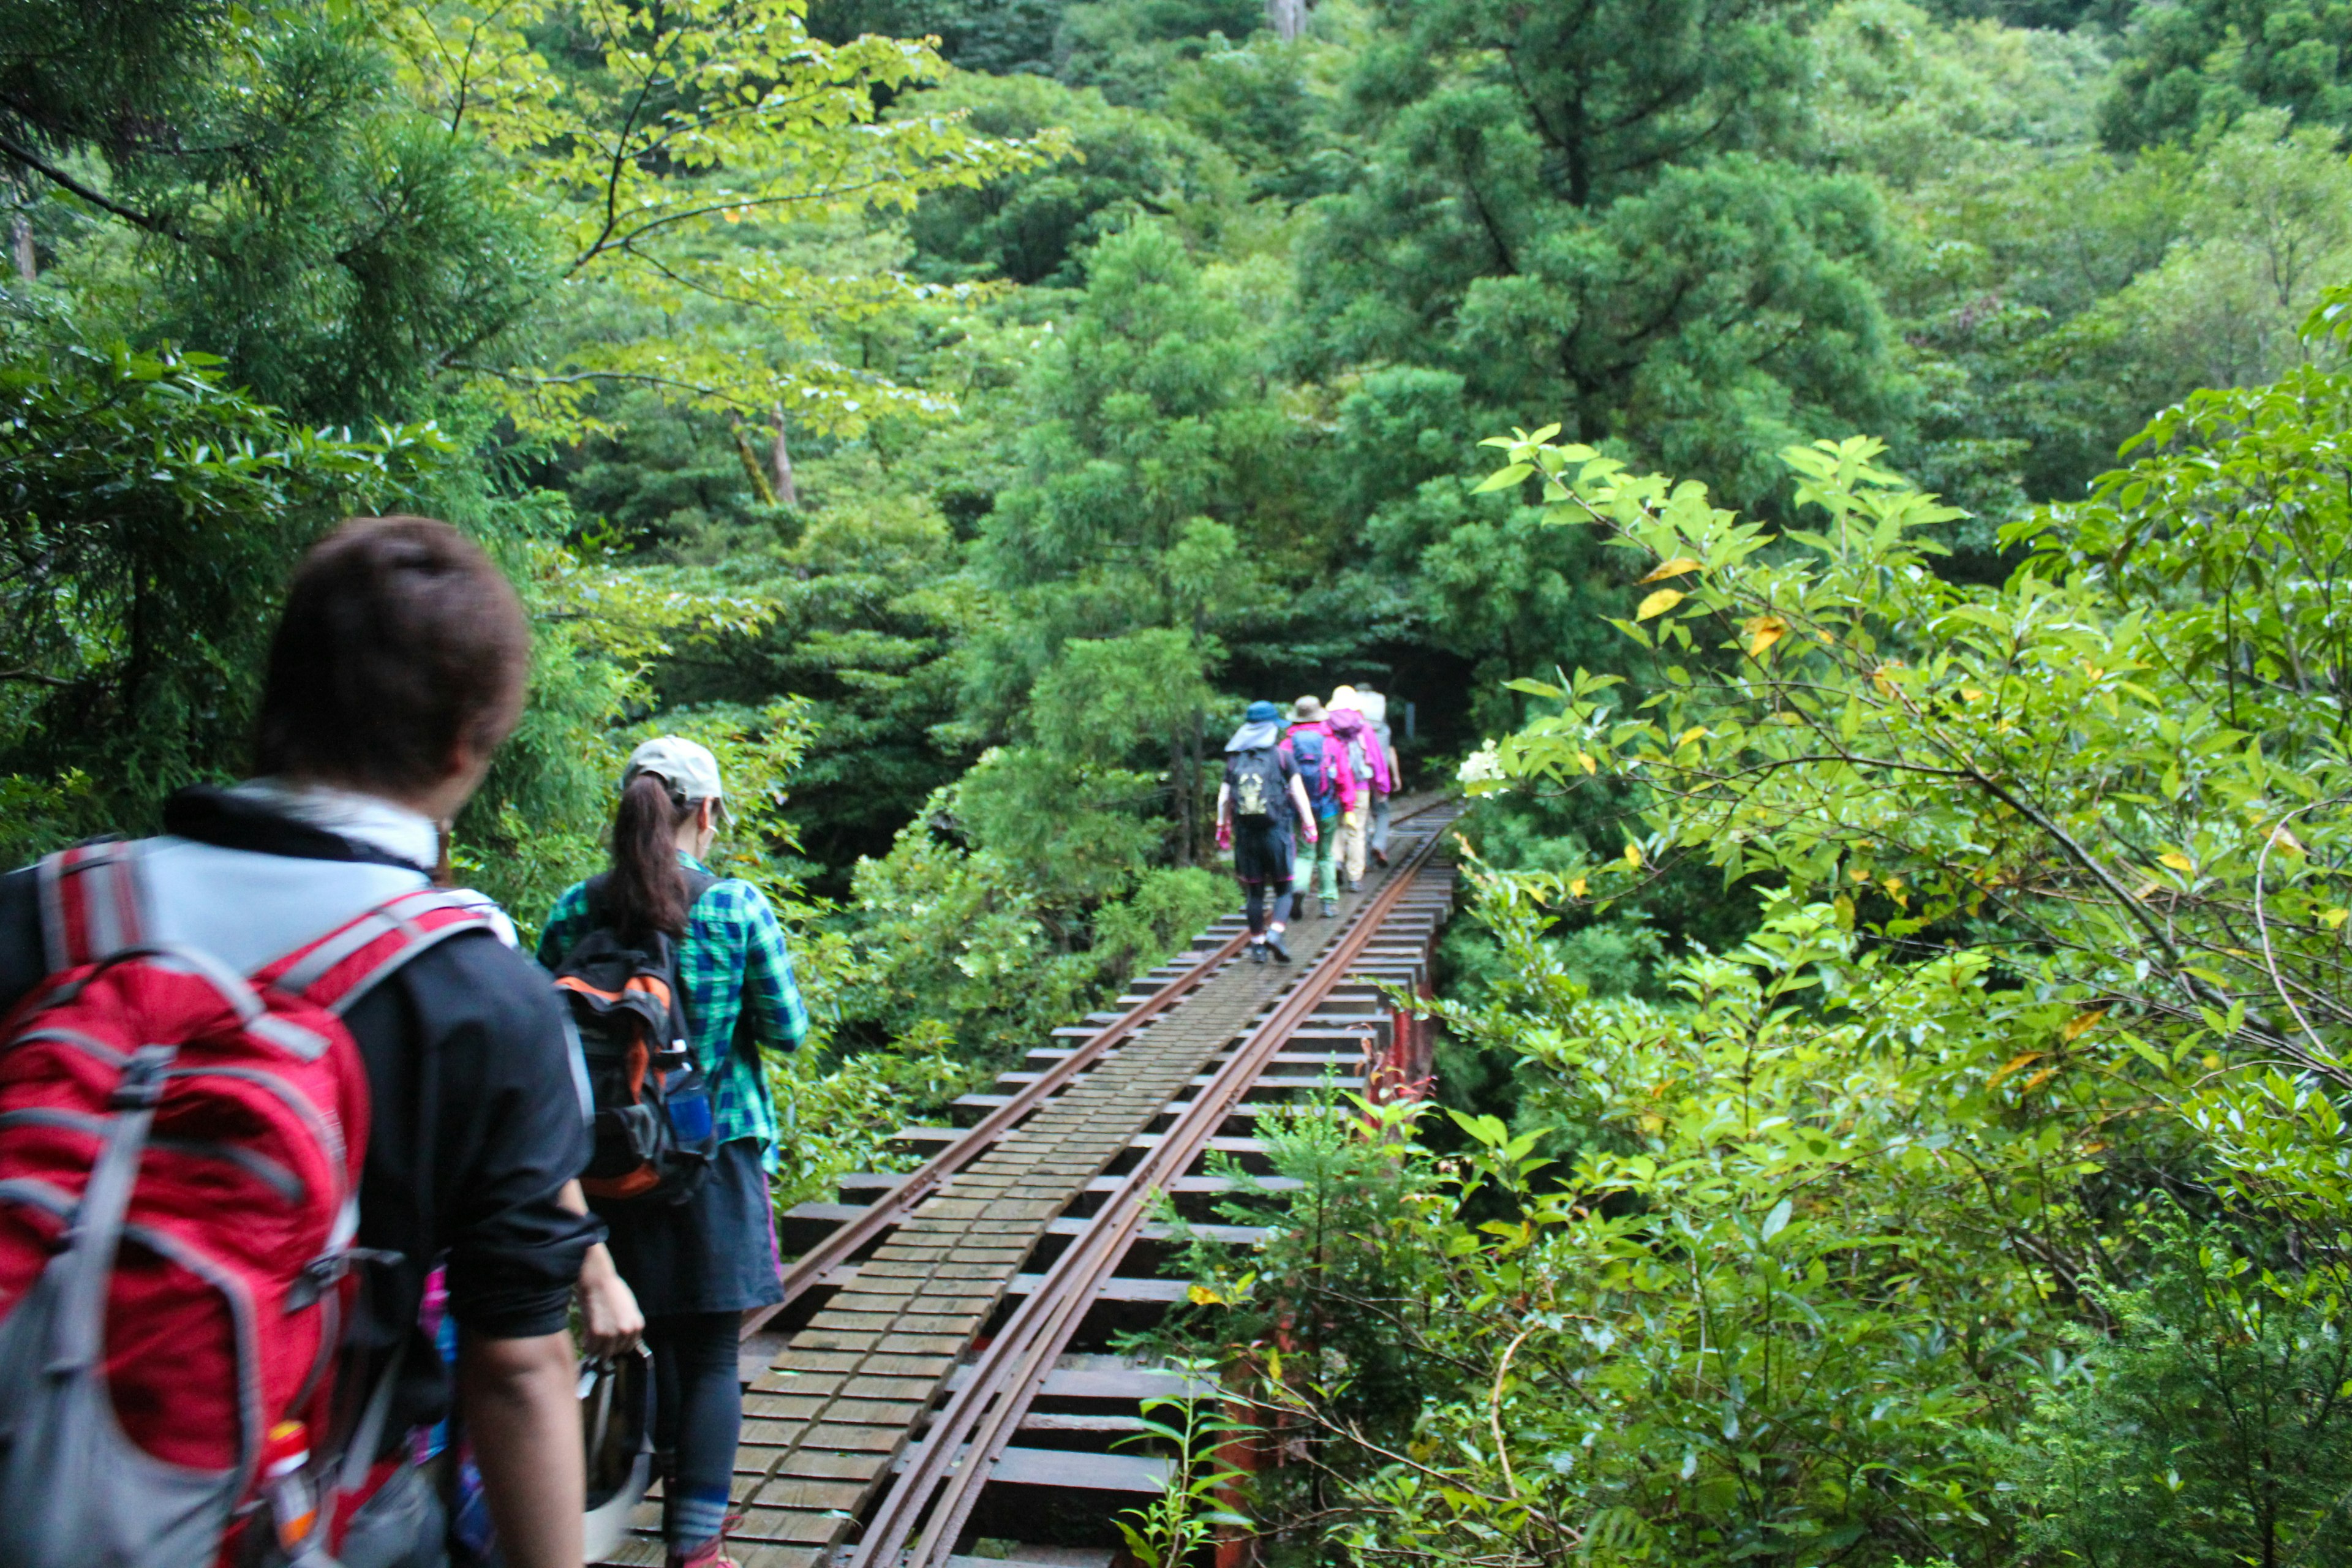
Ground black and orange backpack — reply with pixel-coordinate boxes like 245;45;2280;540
552;872;719;1205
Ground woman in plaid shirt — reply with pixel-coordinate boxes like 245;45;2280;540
540;736;809;1568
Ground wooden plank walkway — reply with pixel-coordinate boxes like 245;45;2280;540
600;818;1452;1567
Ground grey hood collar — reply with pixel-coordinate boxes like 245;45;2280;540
1225;720;1281;752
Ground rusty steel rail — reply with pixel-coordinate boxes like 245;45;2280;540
747;797;1451;1341
596;799;1463;1568
843;804;1462;1568
742;922;1256;1340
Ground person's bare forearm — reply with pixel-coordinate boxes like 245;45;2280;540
459;1329;584;1568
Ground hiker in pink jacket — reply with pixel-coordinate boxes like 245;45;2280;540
1283;696;1360;918
1326;699;1389;890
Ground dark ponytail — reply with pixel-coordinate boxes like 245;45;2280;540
608;771;690;941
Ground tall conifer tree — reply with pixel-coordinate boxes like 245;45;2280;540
1301;0;1903;504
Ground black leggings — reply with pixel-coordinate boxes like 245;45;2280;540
647;1311;742;1549
1245;883;1294;935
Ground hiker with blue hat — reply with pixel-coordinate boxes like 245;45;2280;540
1215;700;1320;963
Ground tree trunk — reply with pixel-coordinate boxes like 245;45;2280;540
1171;728;1194;867
1189;707;1206;865
7;175;32;280
1265;0;1308;40
733;427;778;505
771;407;798;508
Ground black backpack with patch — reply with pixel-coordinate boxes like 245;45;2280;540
1230;747;1286;822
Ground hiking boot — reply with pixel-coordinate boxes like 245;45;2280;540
1320;898;1338;919
1267;932;1292;963
1248;941;1268;963
1374;849;1389;867
668;1539;737;1568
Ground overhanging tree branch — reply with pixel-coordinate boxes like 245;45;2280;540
0;134;194;245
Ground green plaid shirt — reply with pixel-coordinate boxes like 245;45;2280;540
540;854;809;1169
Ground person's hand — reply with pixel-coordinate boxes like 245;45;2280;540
1216;820;1232;851
1303;823;1319;844
576;1246;643;1359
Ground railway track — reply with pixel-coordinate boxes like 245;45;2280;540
600;800;1462;1568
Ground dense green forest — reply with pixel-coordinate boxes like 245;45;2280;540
6;0;2352;1559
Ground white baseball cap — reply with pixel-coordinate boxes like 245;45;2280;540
622;736;734;821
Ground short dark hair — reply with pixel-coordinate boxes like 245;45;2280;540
254;516;530;796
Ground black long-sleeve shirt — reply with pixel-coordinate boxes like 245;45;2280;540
0;787;601;1444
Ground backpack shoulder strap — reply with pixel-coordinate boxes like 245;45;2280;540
578;870;611;931
254;889;497;1017
35;839;146;971
681;867;719;913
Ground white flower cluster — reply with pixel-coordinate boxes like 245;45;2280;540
1456;742;1506;791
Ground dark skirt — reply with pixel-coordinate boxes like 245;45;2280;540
1232;818;1295;886
594;1137;783;1317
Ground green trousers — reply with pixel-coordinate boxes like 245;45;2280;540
1293;810;1341;903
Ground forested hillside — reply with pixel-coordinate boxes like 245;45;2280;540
6;0;2352;1558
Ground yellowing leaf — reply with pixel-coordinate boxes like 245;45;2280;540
1577;752;1598;774
1568;876;1589;897
2021;1066;2060;1094
2324;908;2350;930
1638;557;1704;584
1636;588;1685;620
2270;826;2306;857
2059;1007;2108;1043
1187;1284;1223;1306
1676;726;1708;747
1623;842;1644;869
1988;1051;2043;1089
1743;614;1788;658
1961;687;1986;702
2159;852;2195;873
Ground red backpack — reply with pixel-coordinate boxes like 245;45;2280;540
0;840;492;1568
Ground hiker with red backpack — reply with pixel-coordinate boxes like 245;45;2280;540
538;737;810;1568
0;517;605;1568
1215;701;1320;963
